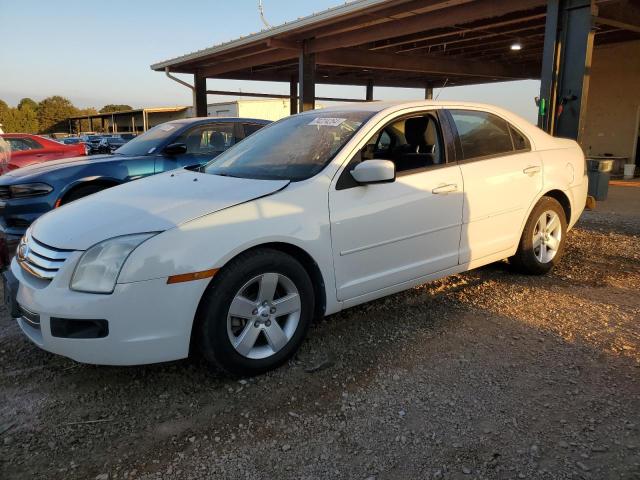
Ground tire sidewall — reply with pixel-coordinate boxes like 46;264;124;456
516;197;568;274
197;249;314;376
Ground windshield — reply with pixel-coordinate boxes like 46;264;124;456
115;122;181;156
204;110;373;181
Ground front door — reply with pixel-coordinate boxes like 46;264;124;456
329;111;464;301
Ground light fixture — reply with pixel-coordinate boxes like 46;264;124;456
510;41;523;51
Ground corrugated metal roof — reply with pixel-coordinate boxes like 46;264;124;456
150;0;392;71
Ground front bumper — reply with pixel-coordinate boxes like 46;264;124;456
9;257;209;365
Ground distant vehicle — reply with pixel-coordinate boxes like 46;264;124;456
0;117;269;263
58;137;90;154
80;134;106;154
97;136;128;154
1;102;588;376
58;137;83;145
0;134;86;172
118;133;137;140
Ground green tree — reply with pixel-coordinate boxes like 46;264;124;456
18;97;38;112
99;104;133;113
0;100;9;130
37;95;78;133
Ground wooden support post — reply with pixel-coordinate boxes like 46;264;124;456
366;80;374;101
289;75;298;115
298;44;316;112
194;72;208;117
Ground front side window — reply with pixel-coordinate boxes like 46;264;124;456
204;111;373;181
449;110;514;160
176;124;236;155
358;113;445;173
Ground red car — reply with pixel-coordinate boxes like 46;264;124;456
0;134;86;173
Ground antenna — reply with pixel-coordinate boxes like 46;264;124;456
434;78;448;101
258;0;272;29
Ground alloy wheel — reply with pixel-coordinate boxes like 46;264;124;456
532;210;562;264
227;273;301;359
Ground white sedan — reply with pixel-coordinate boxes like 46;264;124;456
5;101;588;376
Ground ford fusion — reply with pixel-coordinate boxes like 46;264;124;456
3;101;588;376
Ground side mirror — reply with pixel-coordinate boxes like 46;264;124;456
163;143;187;155
350;159;395;184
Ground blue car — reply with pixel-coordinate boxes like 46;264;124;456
0;117;269;266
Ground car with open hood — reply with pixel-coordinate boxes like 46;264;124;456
3;101;588;376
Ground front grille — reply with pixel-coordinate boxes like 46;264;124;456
18;234;74;280
0;187;10;200
6;218;31;228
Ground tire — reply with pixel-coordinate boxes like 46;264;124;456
61;184;107;205
511;196;567;275
196;248;314;376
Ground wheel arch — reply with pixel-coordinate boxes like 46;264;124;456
57;176;123;205
542;189;572;224
189;241;328;355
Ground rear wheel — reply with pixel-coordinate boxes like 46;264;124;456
196;248;314;376
511;196;567;275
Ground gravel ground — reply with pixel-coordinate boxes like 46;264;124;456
1;204;639;480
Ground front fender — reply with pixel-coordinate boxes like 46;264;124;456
57;176;124;199
118;177;340;314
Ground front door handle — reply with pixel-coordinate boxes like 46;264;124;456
523;165;541;176
432;183;458;194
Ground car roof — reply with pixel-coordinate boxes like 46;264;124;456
167;117;271;126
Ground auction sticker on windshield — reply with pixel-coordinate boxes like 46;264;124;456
308;117;346;127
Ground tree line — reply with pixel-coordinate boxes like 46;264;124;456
0;97;132;134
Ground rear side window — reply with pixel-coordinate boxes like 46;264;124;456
5;137;43;151
449;110;513;160
242;123;264;137
510;125;529;151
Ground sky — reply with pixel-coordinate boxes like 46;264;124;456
0;0;541;122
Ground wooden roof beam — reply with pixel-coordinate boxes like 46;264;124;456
201;48;298;77
371;12;546;51
315;47;535;80
308;0;547;53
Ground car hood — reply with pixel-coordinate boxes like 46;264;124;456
1;154;138;179
32;170;290;250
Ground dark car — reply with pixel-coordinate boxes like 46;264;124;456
97;136;128;153
0;117;269;266
80;134;106;154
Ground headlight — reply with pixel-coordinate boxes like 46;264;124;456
9;183;53;198
70;233;157;294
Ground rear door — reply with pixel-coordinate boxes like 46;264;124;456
329;110;464;301
446;109;542;264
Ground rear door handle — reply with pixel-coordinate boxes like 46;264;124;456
432;183;458;194
523;165;541;175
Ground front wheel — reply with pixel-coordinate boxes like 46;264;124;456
511;196;567;275
196;249;314;376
